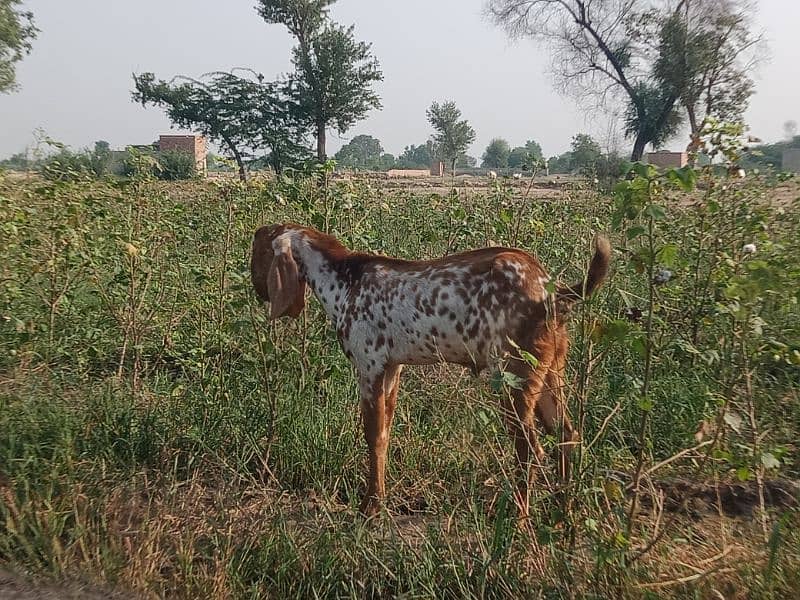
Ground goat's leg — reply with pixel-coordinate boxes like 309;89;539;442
501;370;548;517
536;370;579;481
383;363;403;431
359;372;389;516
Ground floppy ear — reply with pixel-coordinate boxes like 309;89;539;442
251;226;276;303
266;243;306;320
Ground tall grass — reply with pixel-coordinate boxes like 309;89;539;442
0;157;798;597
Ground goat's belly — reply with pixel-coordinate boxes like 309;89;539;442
391;332;491;369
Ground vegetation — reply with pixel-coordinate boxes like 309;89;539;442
0;0;38;93
1;125;798;596
334;134;393;170
426;100;476;176
257;0;383;161
481;138;511;169
132;70;309;180
487;0;761;160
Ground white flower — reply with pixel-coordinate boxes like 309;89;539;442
743;243;757;254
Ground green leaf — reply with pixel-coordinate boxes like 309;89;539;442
736;467;751;482
644;204;667;220
626;225;646;241
657;244;678;267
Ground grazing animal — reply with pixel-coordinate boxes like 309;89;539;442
488;170;498;180
251;224;610;516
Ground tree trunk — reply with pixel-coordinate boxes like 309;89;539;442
685;104;700;166
451;157;457;178
316;121;327;163
222;136;247;182
631;134;648;162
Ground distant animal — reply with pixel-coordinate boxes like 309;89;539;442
251;224;610;516
513;173;523;180
488;170;497;179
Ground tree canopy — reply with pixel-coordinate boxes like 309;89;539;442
487;0;761;160
257;0;383;161
481;138;511;169
132;70;309;179
334;134;384;169
426;101;476;175
0;0;38;93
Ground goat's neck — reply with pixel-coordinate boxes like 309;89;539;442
291;232;351;324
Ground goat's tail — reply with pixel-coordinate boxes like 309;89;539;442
557;235;611;303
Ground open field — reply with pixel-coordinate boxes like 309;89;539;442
1;167;799;598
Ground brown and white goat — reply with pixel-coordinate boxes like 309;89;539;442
251;224;610;516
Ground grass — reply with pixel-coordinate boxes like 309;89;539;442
0;164;799;598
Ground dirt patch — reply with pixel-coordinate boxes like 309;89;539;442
638;478;799;518
0;569;137;600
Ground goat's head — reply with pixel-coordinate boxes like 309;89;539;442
250;224;307;319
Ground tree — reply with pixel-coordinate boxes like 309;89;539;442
487;0;761;161
570;134;602;172
655;1;759;142
257;0;383;162
481;138;511;169
334;134;384;169
397;141;438;168
457;154;477;169
426;101;476;176
0;0;38;93
509;140;543;170
133;70;309;180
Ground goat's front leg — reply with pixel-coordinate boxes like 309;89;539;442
359;370;390;516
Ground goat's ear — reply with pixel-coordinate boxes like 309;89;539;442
266;245;306;320
251;226;275;303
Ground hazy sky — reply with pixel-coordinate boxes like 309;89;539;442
1;0;798;160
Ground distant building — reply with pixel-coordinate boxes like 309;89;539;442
158;135;207;176
645;150;688;169
430;160;444;176
783;148;800;173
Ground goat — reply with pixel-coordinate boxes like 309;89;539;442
251;224;610;516
488;170;498;180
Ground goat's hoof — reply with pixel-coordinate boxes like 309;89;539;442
359;497;383;518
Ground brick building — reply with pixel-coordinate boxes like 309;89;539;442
158;135;207;176
645;150;688;169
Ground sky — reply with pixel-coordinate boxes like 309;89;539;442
1;0;798;160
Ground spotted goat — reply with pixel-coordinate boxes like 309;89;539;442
251;224;611;516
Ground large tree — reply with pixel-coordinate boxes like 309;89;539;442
482;138;511;169
397;141;438;168
426;101;476;176
570;133;602;172
486;0;760;161
653;1;759;143
257;0;383;162
133;70;309;180
1;0;38;93
334;134;384;169
508;140;543;170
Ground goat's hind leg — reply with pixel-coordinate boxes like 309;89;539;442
536;370;579;481
501;368;549;517
359;371;390;517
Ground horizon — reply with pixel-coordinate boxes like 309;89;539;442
1;0;798;161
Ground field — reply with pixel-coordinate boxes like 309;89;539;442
1;163;799;599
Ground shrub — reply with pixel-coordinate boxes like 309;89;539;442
157;150;196;180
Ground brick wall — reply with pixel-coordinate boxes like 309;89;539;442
158;135;207;176
645;151;688;169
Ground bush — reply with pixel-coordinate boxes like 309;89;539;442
157;150;196;180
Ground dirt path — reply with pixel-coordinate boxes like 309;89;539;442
0;569;136;600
